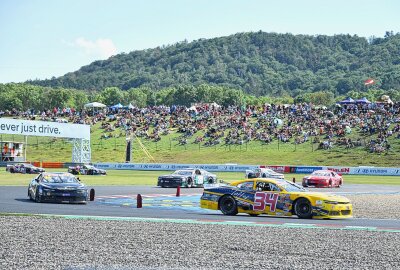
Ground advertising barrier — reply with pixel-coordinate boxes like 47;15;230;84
289;166;323;174
259;165;290;173
2;161;397;176
94;163;258;172
349;167;400;176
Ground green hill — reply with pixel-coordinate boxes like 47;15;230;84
30;31;400;96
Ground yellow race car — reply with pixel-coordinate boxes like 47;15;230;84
200;178;352;219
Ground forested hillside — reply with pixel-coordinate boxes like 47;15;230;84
31;31;400;96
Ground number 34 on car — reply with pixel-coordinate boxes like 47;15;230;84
200;178;353;219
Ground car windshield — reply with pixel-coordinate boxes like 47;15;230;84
42;174;79;183
174;170;192;175
312;171;330;176
277;180;306;192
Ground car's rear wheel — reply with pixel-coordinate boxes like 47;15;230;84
294;198;313;219
219;195;238;216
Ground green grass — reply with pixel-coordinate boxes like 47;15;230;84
1;169;399;186
1;121;400;166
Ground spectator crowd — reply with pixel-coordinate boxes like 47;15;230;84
1;100;399;154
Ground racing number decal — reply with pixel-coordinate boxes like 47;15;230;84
254;192;279;212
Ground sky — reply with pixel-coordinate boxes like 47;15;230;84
0;0;399;83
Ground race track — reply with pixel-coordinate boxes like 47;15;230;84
1;184;400;230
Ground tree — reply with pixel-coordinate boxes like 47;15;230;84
100;87;125;105
127;88;147;108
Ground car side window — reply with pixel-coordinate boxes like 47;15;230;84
237;181;254;191
269;183;281;192
256;181;271;191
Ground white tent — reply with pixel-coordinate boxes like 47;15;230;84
84;102;107;108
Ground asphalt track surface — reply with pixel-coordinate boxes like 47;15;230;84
1;184;400;230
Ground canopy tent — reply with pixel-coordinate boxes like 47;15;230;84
84;102;106;108
355;97;371;104
128;103;135;109
338;97;355;104
110;103;123;109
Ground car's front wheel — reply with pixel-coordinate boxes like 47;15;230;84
28;189;33;201
35;189;42;203
294;198;313;219
219;195;238;216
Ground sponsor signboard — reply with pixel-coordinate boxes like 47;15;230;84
94;163;258;172
260;165;290;173
0;118;90;140
289;166;323;174
324;166;351;174
350;167;400;176
94;163;400;176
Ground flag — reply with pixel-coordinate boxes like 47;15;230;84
364;78;375;86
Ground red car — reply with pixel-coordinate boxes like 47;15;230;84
302;170;343;188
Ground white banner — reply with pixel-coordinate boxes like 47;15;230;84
0;118;90;139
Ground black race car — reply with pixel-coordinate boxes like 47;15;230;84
68;164;106;175
28;172;88;203
6;163;45;174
